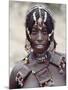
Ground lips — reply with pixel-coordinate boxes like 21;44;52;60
34;41;46;45
32;43;47;53
35;44;44;45
35;44;45;49
35;43;46;46
36;44;44;46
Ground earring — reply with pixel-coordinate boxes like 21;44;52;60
47;41;54;52
25;38;31;53
48;36;50;41
25;38;33;54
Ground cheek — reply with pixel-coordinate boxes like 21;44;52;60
43;35;48;41
30;34;37;41
29;35;36;46
31;35;48;41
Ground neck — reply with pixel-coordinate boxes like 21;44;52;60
33;51;47;58
31;51;50;64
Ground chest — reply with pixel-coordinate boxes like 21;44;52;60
24;62;66;87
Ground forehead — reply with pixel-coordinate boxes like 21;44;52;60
33;17;47;29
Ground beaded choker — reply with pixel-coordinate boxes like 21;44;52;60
31;51;51;64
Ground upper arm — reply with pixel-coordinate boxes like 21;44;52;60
9;61;31;89
9;68;17;89
50;51;66;67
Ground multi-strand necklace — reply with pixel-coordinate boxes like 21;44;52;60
32;51;51;65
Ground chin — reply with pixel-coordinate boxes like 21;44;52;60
34;47;46;54
32;45;47;54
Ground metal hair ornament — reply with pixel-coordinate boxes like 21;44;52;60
33;6;47;23
26;28;31;39
39;6;47;22
39;6;42;18
33;12;36;21
44;12;47;22
48;30;54;37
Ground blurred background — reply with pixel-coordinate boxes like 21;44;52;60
9;1;66;70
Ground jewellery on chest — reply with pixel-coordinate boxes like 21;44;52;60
15;71;24;87
58;56;66;74
23;57;29;64
32;67;54;87
23;55;30;64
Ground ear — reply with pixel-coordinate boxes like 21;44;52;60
47;40;57;52
26;28;31;42
25;28;32;53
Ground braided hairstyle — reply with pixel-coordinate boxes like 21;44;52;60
25;5;57;52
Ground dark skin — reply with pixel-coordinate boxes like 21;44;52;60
30;18;49;54
13;19;49;88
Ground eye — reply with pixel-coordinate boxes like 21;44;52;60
31;28;37;34
42;30;47;35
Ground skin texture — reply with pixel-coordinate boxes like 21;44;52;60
30;17;49;54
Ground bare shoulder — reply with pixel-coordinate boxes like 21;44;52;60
9;57;31;89
50;51;66;66
50;51;66;75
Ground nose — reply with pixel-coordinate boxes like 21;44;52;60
37;31;43;42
